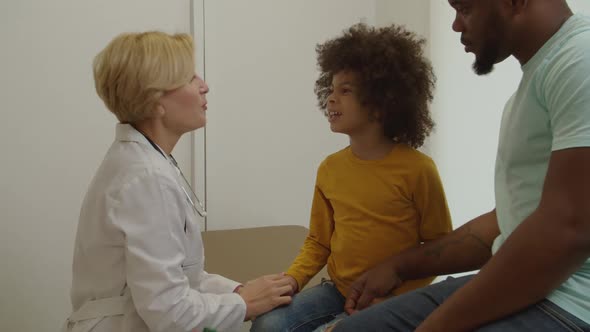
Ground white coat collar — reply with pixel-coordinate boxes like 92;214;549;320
115;123;150;145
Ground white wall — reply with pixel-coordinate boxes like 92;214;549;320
202;0;376;230
0;1;192;330
376;0;430;56
569;1;590;19
376;0;429;35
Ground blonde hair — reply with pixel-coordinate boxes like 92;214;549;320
93;31;195;123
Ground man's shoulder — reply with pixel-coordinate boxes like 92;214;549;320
547;15;590;66
532;17;590;98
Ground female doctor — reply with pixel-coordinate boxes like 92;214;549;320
64;31;293;332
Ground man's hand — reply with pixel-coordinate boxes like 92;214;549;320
344;261;403;314
370;295;393;306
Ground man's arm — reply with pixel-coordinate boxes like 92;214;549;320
345;209;499;313
399;209;498;279
417;148;590;332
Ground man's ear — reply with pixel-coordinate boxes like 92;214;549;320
496;0;527;23
511;0;528;14
497;0;527;15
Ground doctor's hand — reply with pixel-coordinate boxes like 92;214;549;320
238;273;293;320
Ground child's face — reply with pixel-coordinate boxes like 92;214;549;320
326;71;373;136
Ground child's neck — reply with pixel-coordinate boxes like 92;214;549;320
349;132;395;161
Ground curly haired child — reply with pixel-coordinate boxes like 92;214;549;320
251;23;453;332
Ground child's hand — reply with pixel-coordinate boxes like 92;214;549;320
280;273;299;295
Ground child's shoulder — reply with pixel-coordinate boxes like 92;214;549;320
316;146;350;171
394;144;437;168
326;146;351;160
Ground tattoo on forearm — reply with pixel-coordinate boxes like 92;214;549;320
424;225;491;259
468;227;492;251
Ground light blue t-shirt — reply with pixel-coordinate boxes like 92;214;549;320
493;14;590;324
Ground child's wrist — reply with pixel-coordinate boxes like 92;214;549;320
286;274;299;293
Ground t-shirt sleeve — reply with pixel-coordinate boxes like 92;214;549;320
543;34;590;151
413;158;453;241
286;160;334;291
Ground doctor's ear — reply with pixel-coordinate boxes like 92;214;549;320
153;104;166;118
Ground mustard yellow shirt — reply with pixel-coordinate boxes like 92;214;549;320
287;144;452;296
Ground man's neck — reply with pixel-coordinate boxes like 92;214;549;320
513;6;573;65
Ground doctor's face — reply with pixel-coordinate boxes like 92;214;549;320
159;74;209;135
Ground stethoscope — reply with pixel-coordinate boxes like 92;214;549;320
137;129;207;218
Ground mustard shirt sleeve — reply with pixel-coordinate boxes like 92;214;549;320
413;158;453;241
286;162;334;291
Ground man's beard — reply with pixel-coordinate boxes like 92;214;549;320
473;41;500;75
472;19;506;76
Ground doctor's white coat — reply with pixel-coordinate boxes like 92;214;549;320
65;124;246;332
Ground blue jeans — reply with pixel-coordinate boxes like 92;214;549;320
332;275;590;332
250;279;345;332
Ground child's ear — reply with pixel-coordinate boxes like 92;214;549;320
369;109;382;122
